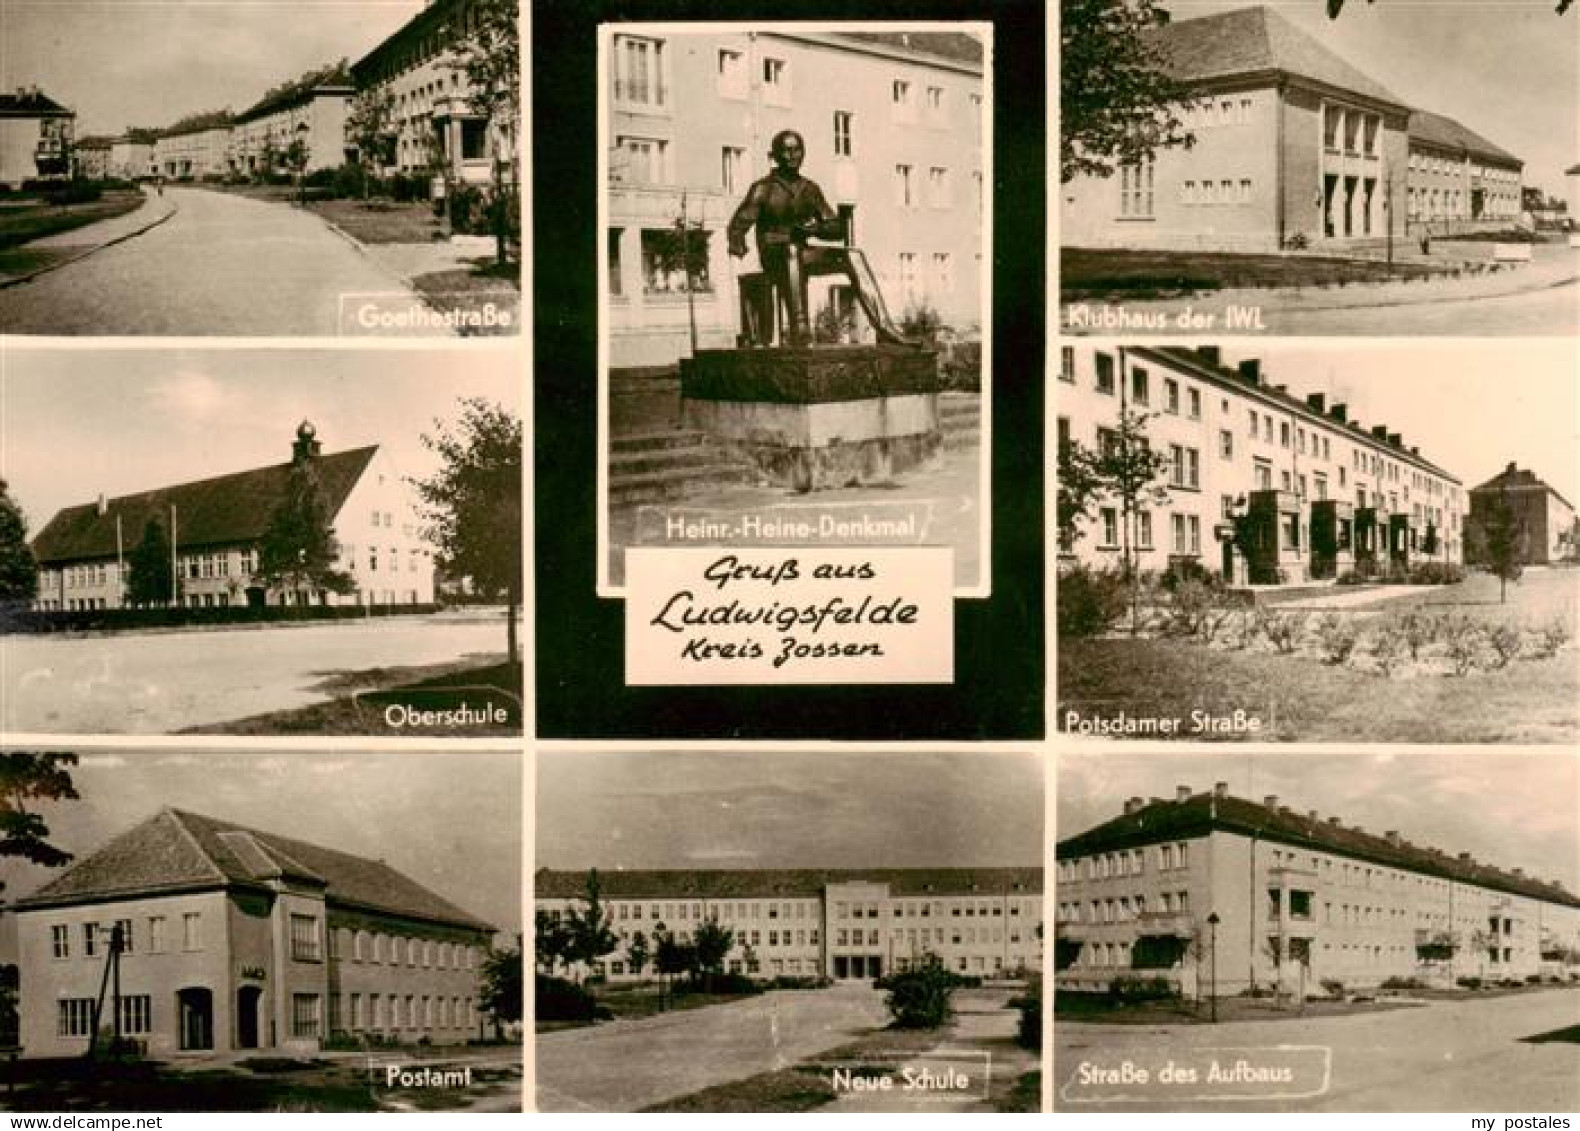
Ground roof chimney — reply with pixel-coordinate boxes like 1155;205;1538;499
1385;830;1401;846
1511;867;1524;877
1458;852;1473;862
1307;809;1320;822
1123;796;1145;816
1372;425;1389;440
96;493;107;517
1237;359;1261;385
1410;446;1420;456
1330;402;1348;423
1328;816;1342;826
1305;392;1326;413
1388;431;1402;448
1262;794;1279;809
1505;460;1517;474
1198;346;1222;367
1175;785;1191;802
1213;781;1229;799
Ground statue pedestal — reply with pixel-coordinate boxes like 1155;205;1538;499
680;345;941;493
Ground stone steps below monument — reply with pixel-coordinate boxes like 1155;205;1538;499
609;430;753;505
939;393;982;450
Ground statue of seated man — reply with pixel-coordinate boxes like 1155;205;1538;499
727;129;913;349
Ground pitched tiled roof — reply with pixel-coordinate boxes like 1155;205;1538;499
1057;791;1580;910
535;867;1043;900
236;61;354;124
17;809;494;931
31;446;378;565
1149;6;1408;111
1470;464;1573;510
833;32;985;68
1409;109;1521;166
0;91;73;118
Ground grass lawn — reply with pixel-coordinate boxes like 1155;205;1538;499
306;197;445;244
1061;246;1443;302
0;191;147;276
1054;991;1419;1026
1058;635;1578;742
1339;567;1580;623
185;659;522;736
992;1069;1041;1113
412;258;520;337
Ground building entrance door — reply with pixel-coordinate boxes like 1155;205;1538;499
177;987;214;1051
236;986;263;1049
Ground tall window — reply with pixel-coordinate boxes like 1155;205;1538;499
119;996;152;1036
58;999;96;1038
832;110;853;157
925;85;945;123
617;136;668;185
930;252;952;295
762;57;790;106
290;914;322;961
51;925;69;959
183;912;202;951
891;78;915;122
898;252;918;301
720;146;745;194
1095;352;1115;394
715;48;746;99
893;164;914;207
292;994;322;1039
1130;367;1149;406
1060;347;1076;383
613;35;666;110
927;166;951;208
1119;160;1154;218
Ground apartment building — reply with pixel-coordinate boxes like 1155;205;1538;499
109;131;158;180
12;808;494;1058
536;867;1042;982
231;65;355;175
603;28;986;367
1061;6;1523;251
152;112;234;179
1466;462;1577;566
1055;785;1580;996
74;135;113;180
31;421;435;611
1057;345;1465;583
0;87;75;189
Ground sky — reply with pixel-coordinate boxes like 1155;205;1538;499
0;748;524;961
1057;749;1580;894
0;347;521;536
0;0;425;138
1157;0;1580;196
536;749;1046;872
1214;340;1580;503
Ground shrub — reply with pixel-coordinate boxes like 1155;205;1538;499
1107;975;1177;1005
1484;623;1523;669
448;182;485;232
43;180;102;205
1407;562;1465;586
1524;974;1544;985
1442;616;1488;675
1253;608;1304;653
884;958;956;1029
1530;617;1571;659
535;974;603;1022
1015;986;1042;1051
1379;976;1424;991
302;167;338;189
678;971;761;996
1314;612;1360;664
1319;979;1345;997
1455;976;1483;990
1160;579;1217;638
1395;610;1438;661
767;975;833;990
391;172;428;202
1056;565;1129;638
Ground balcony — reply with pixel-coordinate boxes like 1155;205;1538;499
1134;910;1195;938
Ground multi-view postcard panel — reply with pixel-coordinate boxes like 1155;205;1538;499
1055;339;1580;744
0;747;523;1112
0;0;520;338
1059;0;1579;338
0;348;524;738
533;747;1046;1113
1052;748;1580;1113
597;22;994;597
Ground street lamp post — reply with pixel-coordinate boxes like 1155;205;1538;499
1206;911;1221;1023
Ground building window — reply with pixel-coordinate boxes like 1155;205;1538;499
1169;446;1200;489
832;110;853;158
1131;367;1149;406
898;251;919;302
51;924;69;959
83;923;98;958
930;252;952;295
891;78;915;122
761;57;790;106
641;228;712;294
1099;507;1119;547
291;914;322;962
114;919;133;954
292;994;322;1039
183;912;201;951
893;163;914;207
613;35;666;111
1239;179;1252;203
1188;388;1201;419
1219;429;1233;459
1060;347;1076;383
617;135;668;185
58;999;96;1038
716;48;747;99
720;146;745;194
1137;511;1154;549
1165;378;1180;414
1119;160;1154;217
119;995;152;1036
925;84;945;124
927;166;951;208
1095;352;1115;394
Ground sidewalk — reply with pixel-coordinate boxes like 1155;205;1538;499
0;189;177;286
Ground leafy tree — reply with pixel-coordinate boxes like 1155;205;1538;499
0;479;38;603
479;933;523;1033
125;518;175;607
1056;438;1106;555
444;0;520;265
346;88;396;196
0;752;80;901
692;918;735;991
1095;407;1172;631
1062;0;1194;183
626;930;651;977
412;399;522;662
256;456;356;605
534;909;573;974
1476;485;1526;604
563;869;617;981
884;952;955;1029
284;137;310;204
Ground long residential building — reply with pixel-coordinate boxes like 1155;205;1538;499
1465;462;1578;566
1056;785;1580;996
30;421;435;611
1057;345;1465;583
603;28;986;368
231;64;356;175
13;808;495;1058
1060;5;1523;252
152;112;234;179
536;867;1042;982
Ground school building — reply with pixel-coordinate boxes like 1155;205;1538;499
12;808;496;1057
1057;345;1465;583
1056;784;1580;996
536;867;1042;982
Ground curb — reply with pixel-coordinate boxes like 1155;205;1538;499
0;194;180;290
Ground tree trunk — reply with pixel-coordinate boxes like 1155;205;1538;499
507;586;519;666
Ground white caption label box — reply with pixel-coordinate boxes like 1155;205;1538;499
625;546;954;685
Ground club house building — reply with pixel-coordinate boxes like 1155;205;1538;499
1057;345;1465;583
1056;785;1580;997
1060;6;1524;252
30;421;435;612
536;867;1042;981
12;808;495;1057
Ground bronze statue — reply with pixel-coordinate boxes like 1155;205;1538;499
727;129;912;349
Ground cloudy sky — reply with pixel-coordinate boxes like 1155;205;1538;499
1;348;521;536
1;0;425;138
0;748;523;949
537;748;1045;872
1214;339;1579;504
1160;0;1579;195
1058;749;1580;893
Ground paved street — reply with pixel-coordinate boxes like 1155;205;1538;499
0;187;445;336
535;985;890;1112
1055;987;1580;1112
0;612;510;733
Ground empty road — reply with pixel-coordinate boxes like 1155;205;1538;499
1055;987;1580;1112
1;612;510;733
0;187;446;336
536;985;890;1112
